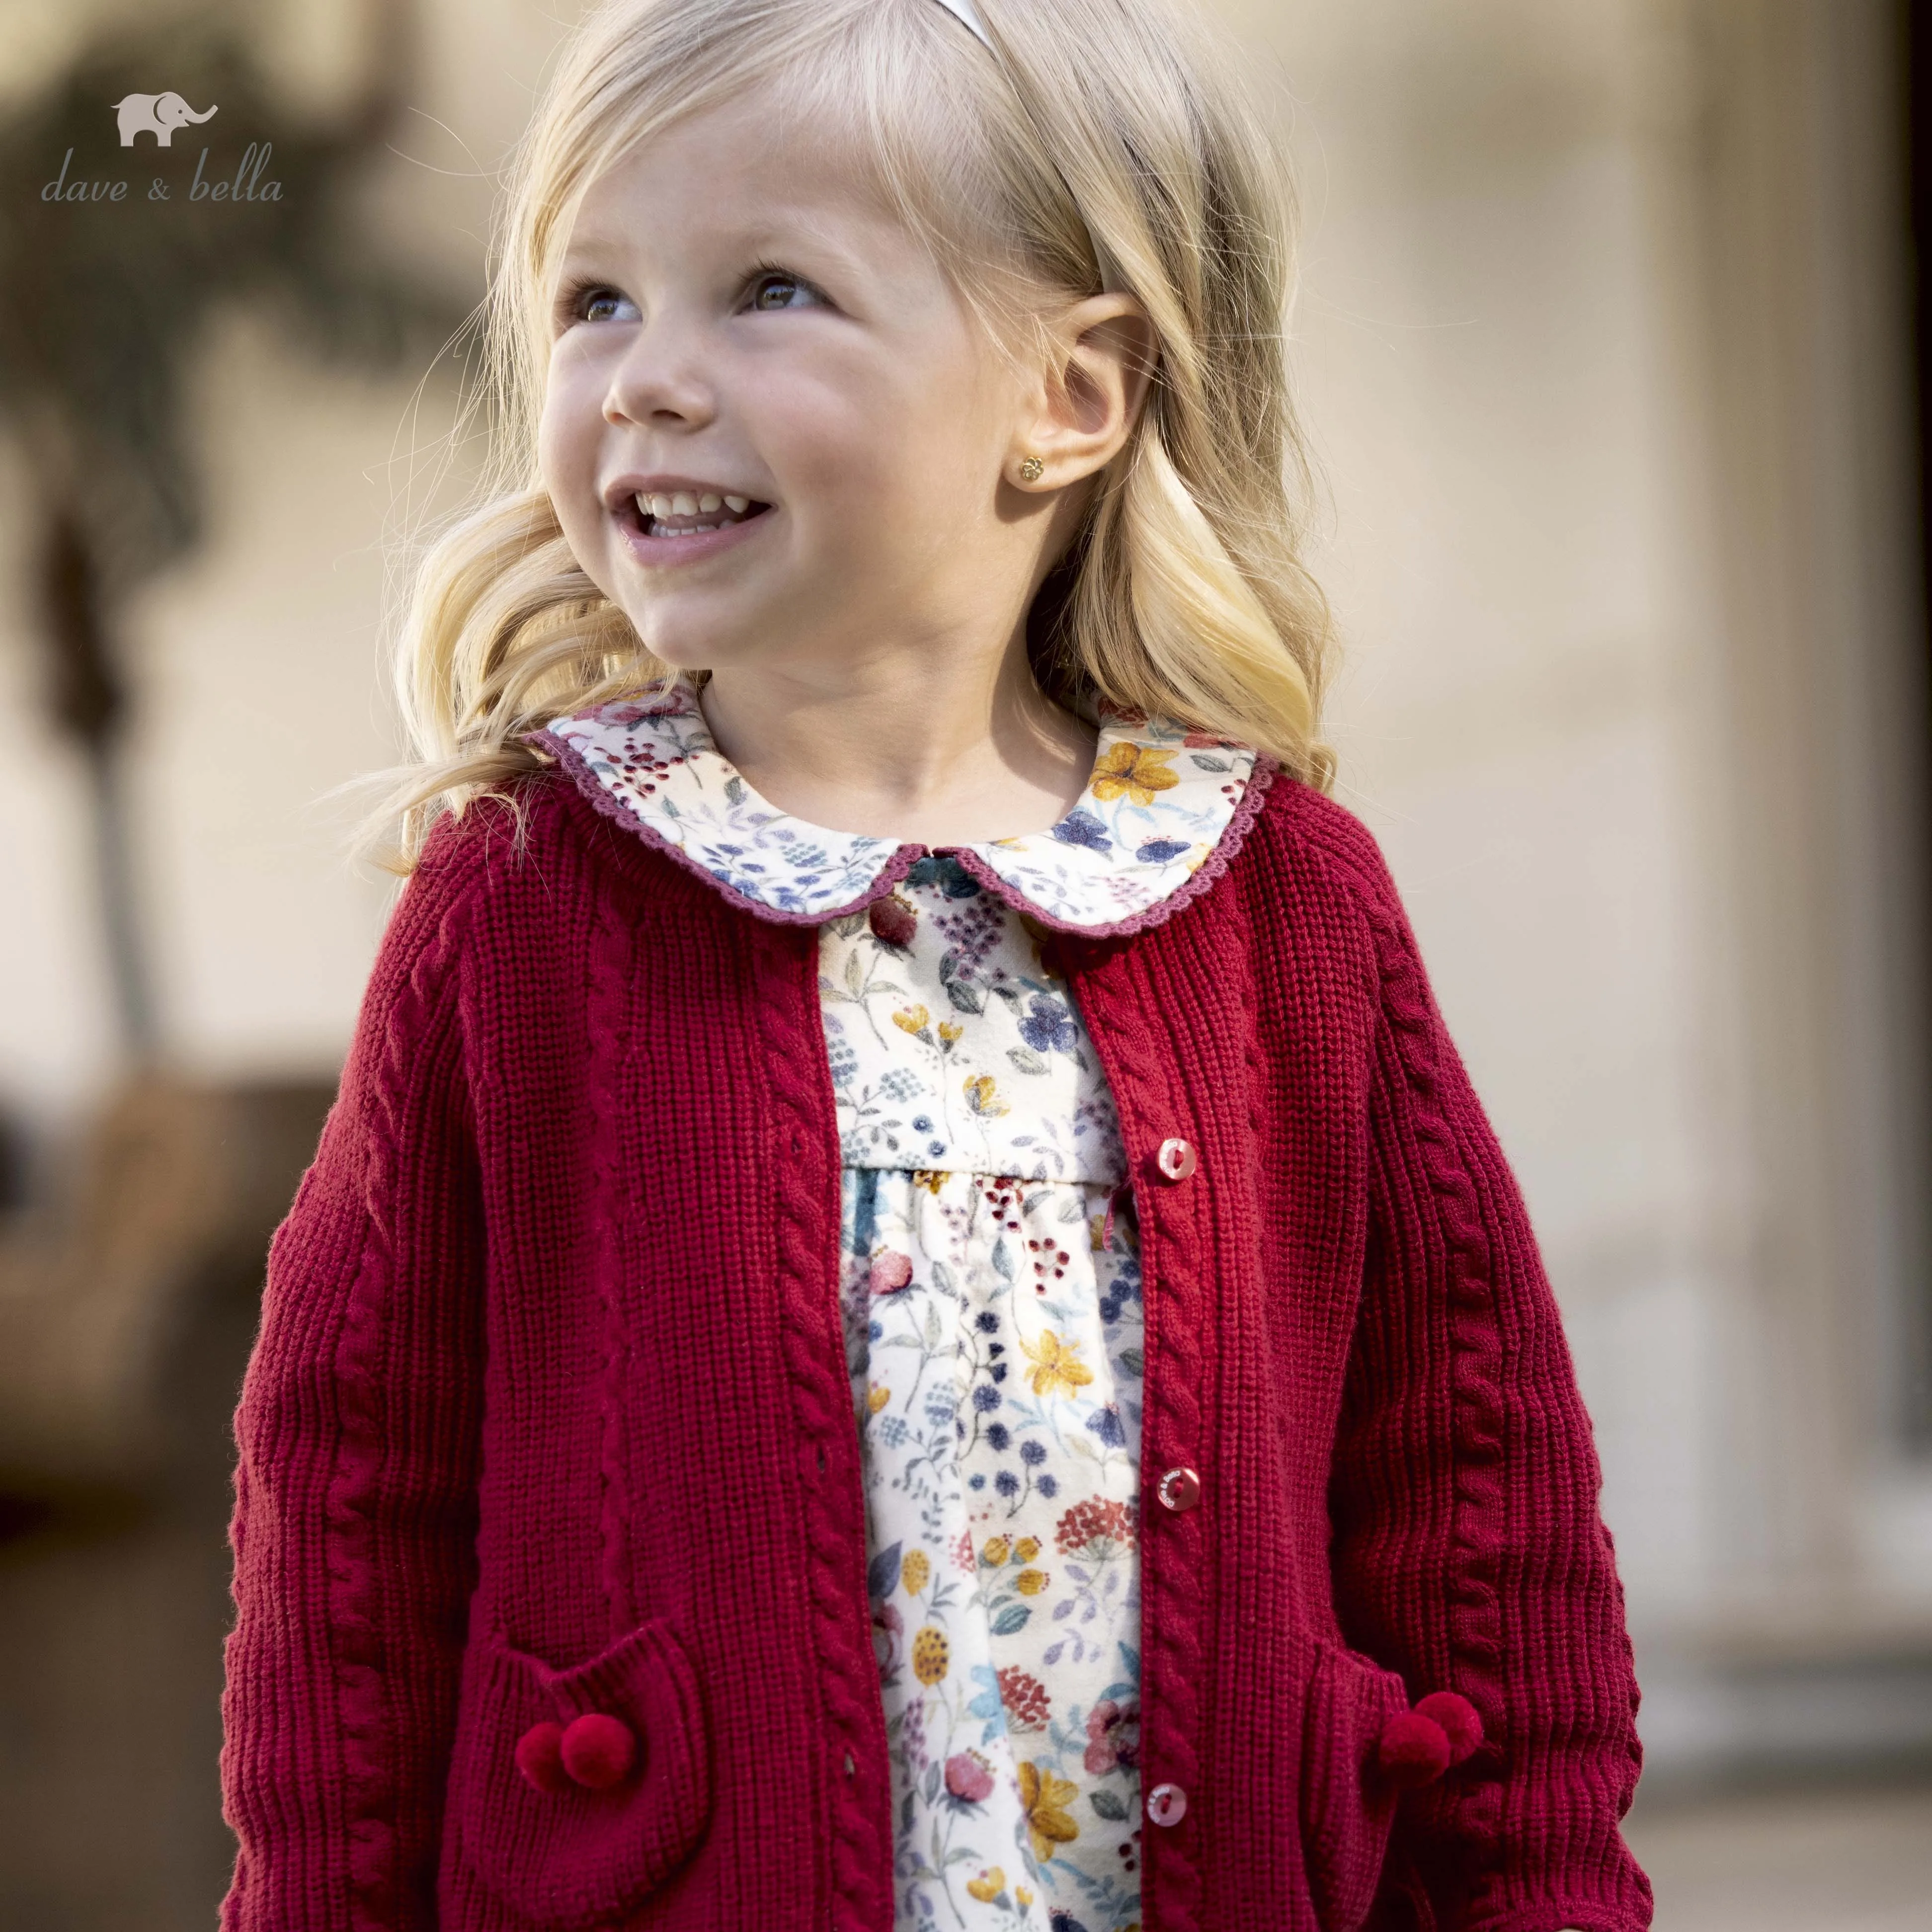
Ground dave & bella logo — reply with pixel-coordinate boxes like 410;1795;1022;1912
40;89;282;204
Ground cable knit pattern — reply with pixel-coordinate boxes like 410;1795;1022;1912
752;920;896;1928
220;773;1650;1932
584;872;638;1636
1273;788;1651;1932
222;826;487;1931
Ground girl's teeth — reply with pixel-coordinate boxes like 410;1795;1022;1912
629;487;762;534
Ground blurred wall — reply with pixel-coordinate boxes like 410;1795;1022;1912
1;0;1930;1857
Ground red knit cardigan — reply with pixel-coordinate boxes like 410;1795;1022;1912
218;761;1652;1932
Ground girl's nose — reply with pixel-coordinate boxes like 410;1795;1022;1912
601;329;717;430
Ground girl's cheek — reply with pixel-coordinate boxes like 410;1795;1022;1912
535;402;614;594
537;386;599;522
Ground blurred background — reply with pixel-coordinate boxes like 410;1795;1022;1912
1;0;1929;1925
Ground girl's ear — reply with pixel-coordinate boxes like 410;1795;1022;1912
1010;294;1157;491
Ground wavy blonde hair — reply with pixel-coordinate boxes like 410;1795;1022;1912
376;0;1333;870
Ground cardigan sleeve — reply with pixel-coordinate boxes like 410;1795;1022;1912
219;829;488;1932
1328;855;1652;1932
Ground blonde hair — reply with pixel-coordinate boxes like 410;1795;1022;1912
377;0;1334;870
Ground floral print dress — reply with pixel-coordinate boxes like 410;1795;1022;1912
541;681;1258;1932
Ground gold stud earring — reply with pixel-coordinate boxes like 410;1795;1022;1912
1018;455;1045;483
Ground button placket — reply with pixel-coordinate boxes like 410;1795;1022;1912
1145;1132;1204;1837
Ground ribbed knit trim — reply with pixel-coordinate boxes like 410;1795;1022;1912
1052;940;1232;1927
1462;1907;1654;1932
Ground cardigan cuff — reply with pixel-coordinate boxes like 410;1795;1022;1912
1462;1901;1652;1932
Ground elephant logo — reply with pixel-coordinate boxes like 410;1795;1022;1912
111;92;218;148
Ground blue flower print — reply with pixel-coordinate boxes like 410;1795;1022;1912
1134;837;1191;864
1087;1404;1127;1449
1019;994;1081;1055
906;853;982;897
1050;807;1112;853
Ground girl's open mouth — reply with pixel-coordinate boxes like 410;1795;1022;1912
615;487;774;556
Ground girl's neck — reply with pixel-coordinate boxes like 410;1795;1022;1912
697;643;1097;848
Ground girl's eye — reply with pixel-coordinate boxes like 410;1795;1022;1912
561;282;639;327
747;268;821;312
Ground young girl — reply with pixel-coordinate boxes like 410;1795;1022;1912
219;0;1651;1927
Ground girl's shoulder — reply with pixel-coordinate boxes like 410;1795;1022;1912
1247;770;1409;938
381;772;607;963
406;776;570;904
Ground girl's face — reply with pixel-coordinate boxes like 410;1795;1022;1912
538;89;1042;680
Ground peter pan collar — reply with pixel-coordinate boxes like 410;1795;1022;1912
530;678;1274;935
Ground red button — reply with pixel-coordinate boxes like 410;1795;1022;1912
1155;1137;1198;1181
1147;1781;1188;1826
1156;1466;1201;1512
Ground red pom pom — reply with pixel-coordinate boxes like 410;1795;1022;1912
513;1721;571;1795
1413;1691;1483;1766
561;1712;637;1789
1377;1711;1451;1788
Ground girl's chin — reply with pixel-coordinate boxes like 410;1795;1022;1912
610;617;766;680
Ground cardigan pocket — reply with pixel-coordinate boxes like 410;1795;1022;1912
445;1616;713;1928
1295;1636;1410;1932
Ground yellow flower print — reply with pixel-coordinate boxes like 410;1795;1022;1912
1017;1887;1035;1907
966;1869;1006;1903
1090;742;1179;806
867;1384;890;1414
981;1533;1011;1567
900;1548;930;1595
911;1625;949;1685
893;1004;930;1036
938;1020;964;1045
963;1073;1009;1117
1015;1568;1049;1596
1014;1536;1040;1564
1017;1761;1080;1862
1020;1327;1095;1398
911;1169;946;1195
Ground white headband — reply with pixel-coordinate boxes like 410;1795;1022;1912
921;0;1107;284
928;0;996;49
